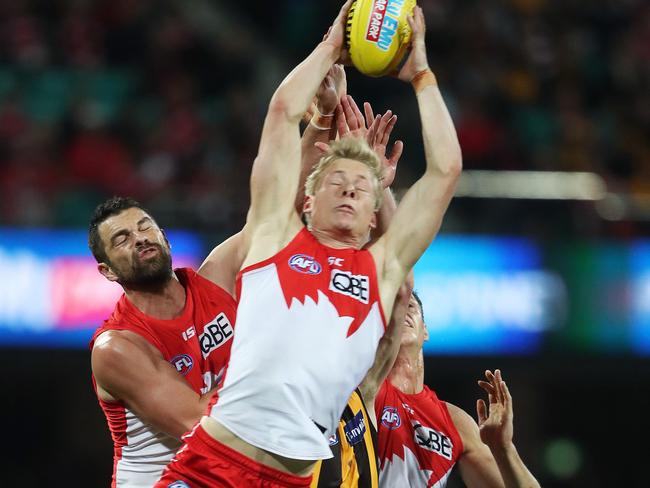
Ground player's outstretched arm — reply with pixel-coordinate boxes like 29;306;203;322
448;370;541;488
476;370;542;488
359;272;413;427
245;1;353;260
92;331;215;439
296;64;347;213
372;6;462;307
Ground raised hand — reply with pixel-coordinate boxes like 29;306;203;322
362;102;403;188
476;369;514;450
396;6;430;83
316;64;347;115
316;94;403;189
323;0;354;63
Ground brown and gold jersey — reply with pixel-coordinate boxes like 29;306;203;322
311;389;379;488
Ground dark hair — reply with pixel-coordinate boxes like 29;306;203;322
412;290;424;317
88;196;149;263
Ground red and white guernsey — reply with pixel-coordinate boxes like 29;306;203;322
90;268;236;488
375;381;463;488
211;228;387;460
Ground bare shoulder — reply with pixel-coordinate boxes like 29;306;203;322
198;230;248;295
92;330;160;376
445;401;482;452
242;216;304;269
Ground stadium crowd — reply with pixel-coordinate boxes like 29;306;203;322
0;0;647;239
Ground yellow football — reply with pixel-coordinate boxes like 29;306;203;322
346;0;417;77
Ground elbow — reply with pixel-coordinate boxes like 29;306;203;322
267;93;291;121
440;147;463;181
449;142;463;176
449;151;463;179
268;90;302;124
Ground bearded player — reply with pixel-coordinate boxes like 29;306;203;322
156;3;461;487
375;292;541;488
88;196;240;488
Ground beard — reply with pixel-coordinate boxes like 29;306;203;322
113;243;173;289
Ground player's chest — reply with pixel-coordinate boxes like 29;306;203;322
278;251;376;309
164;309;235;379
381;402;457;463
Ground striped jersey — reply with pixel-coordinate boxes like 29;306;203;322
375;381;463;487
211;228;387;460
311;389;379;488
90;268;236;488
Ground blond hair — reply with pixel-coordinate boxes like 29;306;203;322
305;137;384;211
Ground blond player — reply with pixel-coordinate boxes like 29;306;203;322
156;3;461;487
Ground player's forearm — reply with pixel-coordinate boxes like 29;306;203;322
489;442;541;488
296;122;334;212
374;187;398;239
163;390;216;439
359;322;399;408
414;75;462;179
272;41;339;123
359;276;411;406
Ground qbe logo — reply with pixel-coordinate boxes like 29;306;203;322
330;270;369;303
288;254;322;275
199;312;234;359
169;354;193;376
381;406;401;430
413;421;453;460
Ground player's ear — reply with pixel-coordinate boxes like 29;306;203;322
303;195;314;215
369;212;377;230
98;262;119;282
161;228;172;250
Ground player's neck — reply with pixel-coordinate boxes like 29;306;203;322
123;272;186;320
389;349;425;395
309;226;367;250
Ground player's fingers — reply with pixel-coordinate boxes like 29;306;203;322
477;398;487;424
488;392;497;406
341;96;358;130
478;380;495;395
376;110;393;139
407;14;416;33
336;0;354;22
493;370;504;403
381;114;398;146
389;140;404;165
494;370;504;403
323;75;334;92
367;115;380;144
364;102;375;128
486;370;497;388
416;6;426;29
502;381;513;414
336;104;349;136
347;95;365;129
